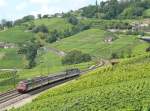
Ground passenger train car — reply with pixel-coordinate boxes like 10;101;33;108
16;68;80;93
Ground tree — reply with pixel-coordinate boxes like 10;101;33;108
33;25;49;33
18;40;40;68
0;24;3;30
95;0;100;18
119;7;144;19
71;23;90;35
67;16;79;25
1;19;13;28
14;19;24;25
81;5;97;18
27;22;35;30
146;47;150;52
14;15;35;25
47;30;60;43
38;14;42;19
102;0;120;19
5;21;13;28
1;19;7;27
22;15;35;22
63;29;72;38
43;14;49;18
111;52;119;59
62;50;91;65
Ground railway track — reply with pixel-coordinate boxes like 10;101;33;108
0;76;80;111
0;90;16;97
0;65;105;110
0;91;21;104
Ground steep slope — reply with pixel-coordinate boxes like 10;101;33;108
0;18;72;69
0;18;72;43
0;26;34;43
143;9;150;18
0;48;27;69
11;54;150;111
34;18;73;32
51;29;149;58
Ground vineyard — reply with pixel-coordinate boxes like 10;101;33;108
0;70;18;92
11;54;150;111
0;0;149;110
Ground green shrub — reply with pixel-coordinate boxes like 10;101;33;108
62;50;91;65
47;30;60;43
18;40;40;69
67;16;79;25
33;25;49;33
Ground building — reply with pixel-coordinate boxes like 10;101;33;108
0;42;15;49
104;37;113;43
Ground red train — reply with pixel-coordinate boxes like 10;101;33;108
16;68;80;93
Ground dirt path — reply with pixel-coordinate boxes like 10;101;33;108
45;46;66;57
0;69;21;71
0;29;8;32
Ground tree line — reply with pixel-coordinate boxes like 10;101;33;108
80;0;150;19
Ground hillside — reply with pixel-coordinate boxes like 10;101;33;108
0;26;34;43
0;18;74;92
33;18;73;32
11;54;150;111
0;18;73;68
0;18;72;43
0;48;27;69
0;19;149;92
0;0;150;110
143;9;150;18
51;29;149;58
0;49;93;92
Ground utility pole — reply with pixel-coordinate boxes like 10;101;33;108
96;0;100;19
13;68;17;88
47;62;50;75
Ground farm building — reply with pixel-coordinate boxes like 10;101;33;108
0;42;15;49
104;37;113;43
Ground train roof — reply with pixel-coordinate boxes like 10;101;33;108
20;76;48;84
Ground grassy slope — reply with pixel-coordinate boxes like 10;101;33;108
0;25;34;69
0;26;34;43
143;9;150;18
0;18;72;43
0;18;90;92
0;48;27;69
0;19;149;92
34;18;73;32
11;54;150;111
51;29;149;58
0;51;93;92
18;52;93;79
0;18;72;69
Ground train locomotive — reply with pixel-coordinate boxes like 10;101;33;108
16;68;80;93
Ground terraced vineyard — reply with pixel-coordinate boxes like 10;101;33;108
0;70;19;92
51;29;149;58
10;54;150;111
